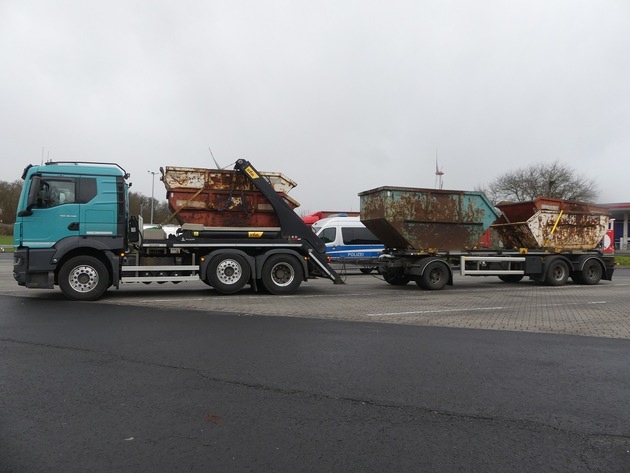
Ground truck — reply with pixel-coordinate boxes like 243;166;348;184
359;186;615;289
13;159;344;301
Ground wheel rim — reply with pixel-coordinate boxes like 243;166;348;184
585;263;601;281
270;262;295;287
215;259;244;285
552;264;566;281
429;268;443;285
68;265;100;293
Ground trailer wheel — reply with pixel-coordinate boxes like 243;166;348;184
261;254;303;295
58;255;110;301
571;272;584;284
207;253;251;294
498;275;524;283
545;259;570;286
383;271;410;286
578;260;603;285
417;261;449;290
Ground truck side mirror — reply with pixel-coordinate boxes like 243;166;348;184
16;176;41;217
25;176;41;209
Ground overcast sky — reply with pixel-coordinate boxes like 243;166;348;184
1;0;629;212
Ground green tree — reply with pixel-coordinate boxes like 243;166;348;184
479;161;599;204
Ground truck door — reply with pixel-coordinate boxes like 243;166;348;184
17;175;81;249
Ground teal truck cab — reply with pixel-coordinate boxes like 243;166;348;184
13;160;343;301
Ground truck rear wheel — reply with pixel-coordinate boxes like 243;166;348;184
58;255;109;301
207;253;251;294
261;254;303;295
417;261;449;290
545;259;570;286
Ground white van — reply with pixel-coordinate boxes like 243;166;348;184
312;216;384;260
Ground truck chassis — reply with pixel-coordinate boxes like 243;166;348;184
378;249;615;289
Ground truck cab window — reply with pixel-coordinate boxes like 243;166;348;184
35;178;77;208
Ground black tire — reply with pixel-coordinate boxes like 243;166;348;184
579;260;603;285
545;259;570;286
359;267;374;274
498;274;524;283
383;271;411;286
207;253;251;294
571;273;584;284
261;254;303;295
417;261;449;290
58;255;110;301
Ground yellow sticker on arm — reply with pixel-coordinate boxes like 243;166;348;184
245;166;259;179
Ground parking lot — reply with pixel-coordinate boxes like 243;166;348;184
2;254;629;339
3;252;630;472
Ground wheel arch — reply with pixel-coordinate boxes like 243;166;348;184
543;254;572;266
575;255;606;274
54;247;118;287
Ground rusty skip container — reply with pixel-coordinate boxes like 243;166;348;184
491;197;609;250
359;186;500;250
160;166;300;227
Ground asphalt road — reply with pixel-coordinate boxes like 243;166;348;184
1;254;630;472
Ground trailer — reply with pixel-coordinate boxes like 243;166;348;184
359;186;615;289
13;159;344;301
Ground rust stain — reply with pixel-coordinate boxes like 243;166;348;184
162;167;299;227
203;413;224;425
359;187;497;250
493;197;609;250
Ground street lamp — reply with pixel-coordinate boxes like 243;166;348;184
148;170;158;224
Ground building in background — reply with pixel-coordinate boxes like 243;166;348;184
604;203;630;251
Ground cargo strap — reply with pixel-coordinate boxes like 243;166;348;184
161;186;206;225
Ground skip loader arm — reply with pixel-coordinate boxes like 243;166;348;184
234;159;344;284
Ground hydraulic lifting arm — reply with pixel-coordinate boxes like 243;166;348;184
234;159;344;284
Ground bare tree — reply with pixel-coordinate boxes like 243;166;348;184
129;191;172;225
479;161;599;204
0;180;23;223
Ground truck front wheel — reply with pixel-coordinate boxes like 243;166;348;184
58;256;110;301
261;254;303;295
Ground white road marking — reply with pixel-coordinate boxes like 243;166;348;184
368;307;506;316
368;301;608;317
